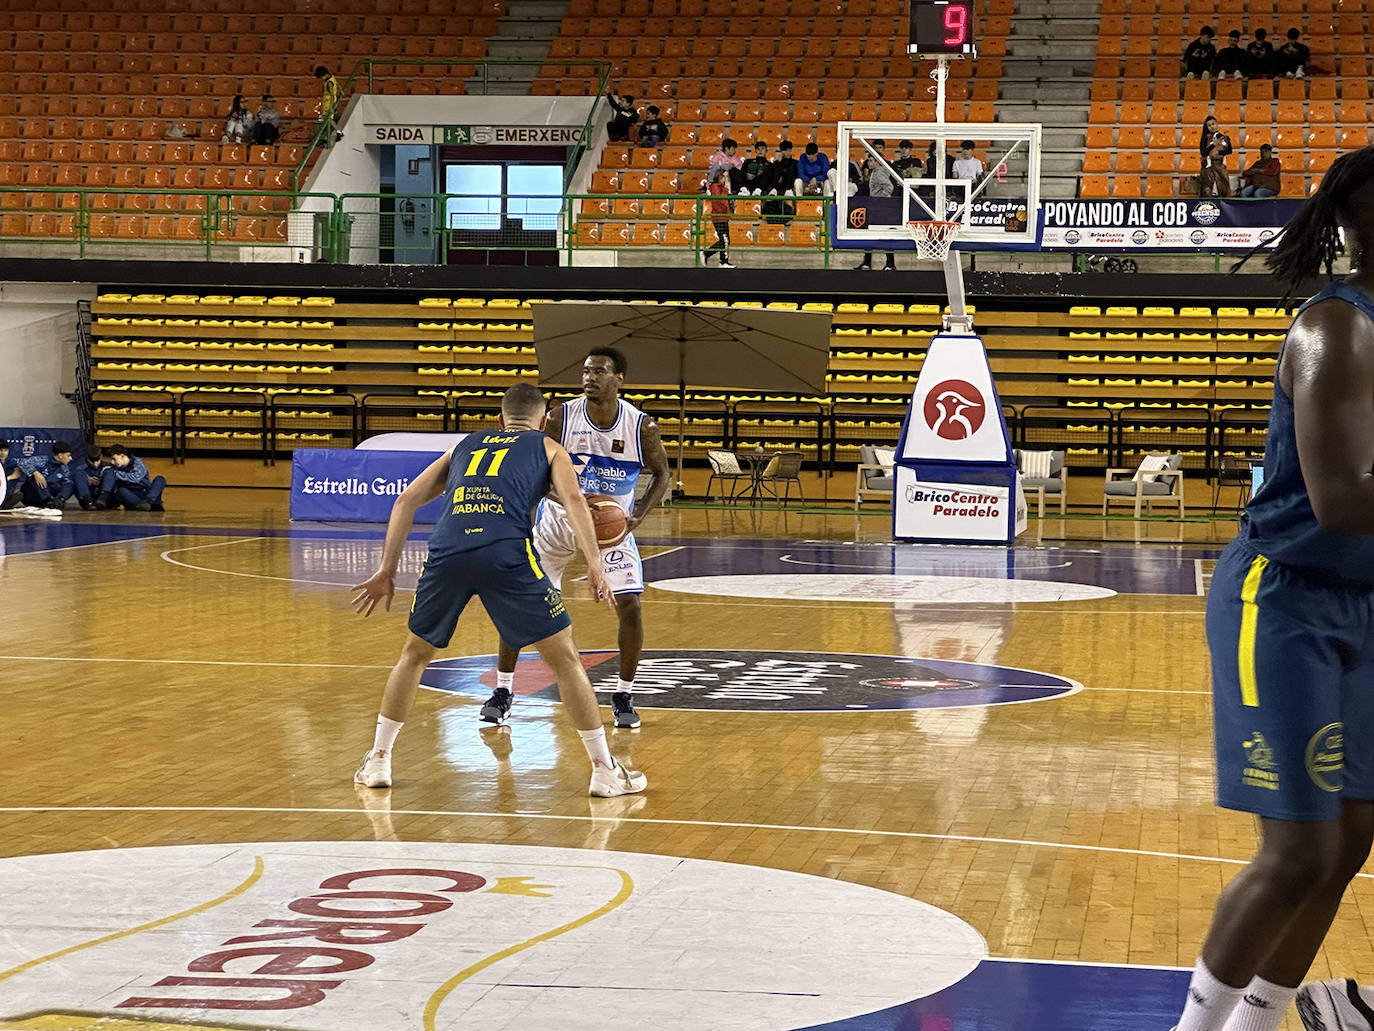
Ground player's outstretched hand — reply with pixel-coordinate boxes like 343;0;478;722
587;564;616;612
351;570;395;616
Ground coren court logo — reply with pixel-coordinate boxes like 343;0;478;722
0;841;984;1031
420;649;1081;712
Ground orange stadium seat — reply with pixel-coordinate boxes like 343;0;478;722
1080;175;1110;198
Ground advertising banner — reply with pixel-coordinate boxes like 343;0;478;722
1040;197;1303;251
290;448;448;523
893;466;1026;543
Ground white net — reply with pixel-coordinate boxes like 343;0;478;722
904;220;963;262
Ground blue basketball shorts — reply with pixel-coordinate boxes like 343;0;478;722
408;537;571;650
1208;539;1374;821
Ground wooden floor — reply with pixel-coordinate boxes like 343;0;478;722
0;490;1358;1030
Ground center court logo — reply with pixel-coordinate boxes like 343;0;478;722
420;649;1080;712
922;379;986;440
0;841;984;1031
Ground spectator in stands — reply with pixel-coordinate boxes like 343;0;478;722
606;90;637;142
314;66;343;146
20;441;93;511
709;137;745;191
222;94;254;144
893;139;924;179
854;141;897;272
636;105;669;147
764;139;798;224
924;140;956;179
95;444;166;512
1182;25;1217;79
1239;144;1282;197
796;142;833;196
741;141;773;195
1276;27;1310;78
1212;30;1247;79
1199;115;1234;197
254;95;280;145
0;440;20;511
84;444;108;499
953;140;985;183
703;166;734;268
846;152;866;198
1246;28;1275;77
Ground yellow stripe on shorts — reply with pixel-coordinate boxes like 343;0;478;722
1238;554;1269;708
525;539;545;580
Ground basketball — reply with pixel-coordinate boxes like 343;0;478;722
585;493;629;548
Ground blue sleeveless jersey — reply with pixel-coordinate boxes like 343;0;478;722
1240;280;1374;583
427;428;551;554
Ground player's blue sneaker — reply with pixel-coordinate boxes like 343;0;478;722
611;691;641;729
479;688;513;725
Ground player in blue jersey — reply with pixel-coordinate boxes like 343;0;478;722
482;346;671;730
351;382;647;798
1171;149;1374;1031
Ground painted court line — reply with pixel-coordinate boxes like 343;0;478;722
5;532;175;556
0;803;1309;877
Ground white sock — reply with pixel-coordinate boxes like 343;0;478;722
372;715;403;754
1177;959;1247;1031
617;677;634;695
496;670;514;694
1221;977;1296;1031
577;727;614;769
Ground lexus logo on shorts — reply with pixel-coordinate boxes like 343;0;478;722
922;379;986;440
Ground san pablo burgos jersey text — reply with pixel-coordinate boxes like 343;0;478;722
559;396;646;515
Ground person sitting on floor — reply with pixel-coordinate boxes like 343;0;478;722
0;440;21;510
95;444;167;511
21;441;94;511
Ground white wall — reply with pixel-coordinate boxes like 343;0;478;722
0;283;95;426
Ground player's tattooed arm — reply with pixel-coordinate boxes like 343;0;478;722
629;416;671;532
1286;298;1374;534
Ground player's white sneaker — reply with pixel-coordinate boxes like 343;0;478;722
354;748;392;788
589;759;647;797
1297;979;1374;1030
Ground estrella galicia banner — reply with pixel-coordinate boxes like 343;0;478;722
419;649;1080;711
290;448;447;523
1041;197;1303;251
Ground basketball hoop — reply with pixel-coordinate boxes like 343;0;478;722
905;220;963;262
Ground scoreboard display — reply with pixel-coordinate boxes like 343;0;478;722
908;0;976;56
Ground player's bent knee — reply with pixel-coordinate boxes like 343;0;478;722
401;632;439;665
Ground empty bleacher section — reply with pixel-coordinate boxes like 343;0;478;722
1086;0;1363;198
86;292;1281;492
544;0;1007;253
0;2;499;247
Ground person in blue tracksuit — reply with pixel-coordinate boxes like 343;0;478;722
1172;148;1374;1031
20;441;93;510
95;444;166;511
0;440;21;510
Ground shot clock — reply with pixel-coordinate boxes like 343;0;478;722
908;0;976;56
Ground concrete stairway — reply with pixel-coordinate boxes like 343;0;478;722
997;0;1100;199
468;0;568;96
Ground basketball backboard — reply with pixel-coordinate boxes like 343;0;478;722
832;121;1043;252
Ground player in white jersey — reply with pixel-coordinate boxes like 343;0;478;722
483;346;670;729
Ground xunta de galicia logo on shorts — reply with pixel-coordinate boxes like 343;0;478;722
420;650;1080;712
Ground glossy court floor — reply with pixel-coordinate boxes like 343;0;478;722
0;492;1357;1031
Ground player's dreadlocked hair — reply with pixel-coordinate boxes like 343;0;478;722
1234;146;1374;299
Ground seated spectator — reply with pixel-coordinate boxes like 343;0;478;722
222;93;255;144
20;441;93;511
1246;28;1275;77
893;139;924;180
924;140;956;179
795;142;833;196
1198;115;1234;197
637;105;669;147
709;137;745;191
95;444;167;511
1212;30;1247;79
846;153;866;198
84;444;108;499
606;90;637;142
764;139;798;224
953;140;985;182
741;141;773;195
0;440;21;511
1276;27;1310;78
253;95;280;145
1182;26;1217;79
703;166;734;268
1239;144;1282;197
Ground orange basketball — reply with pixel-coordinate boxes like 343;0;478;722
585;493;629;548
